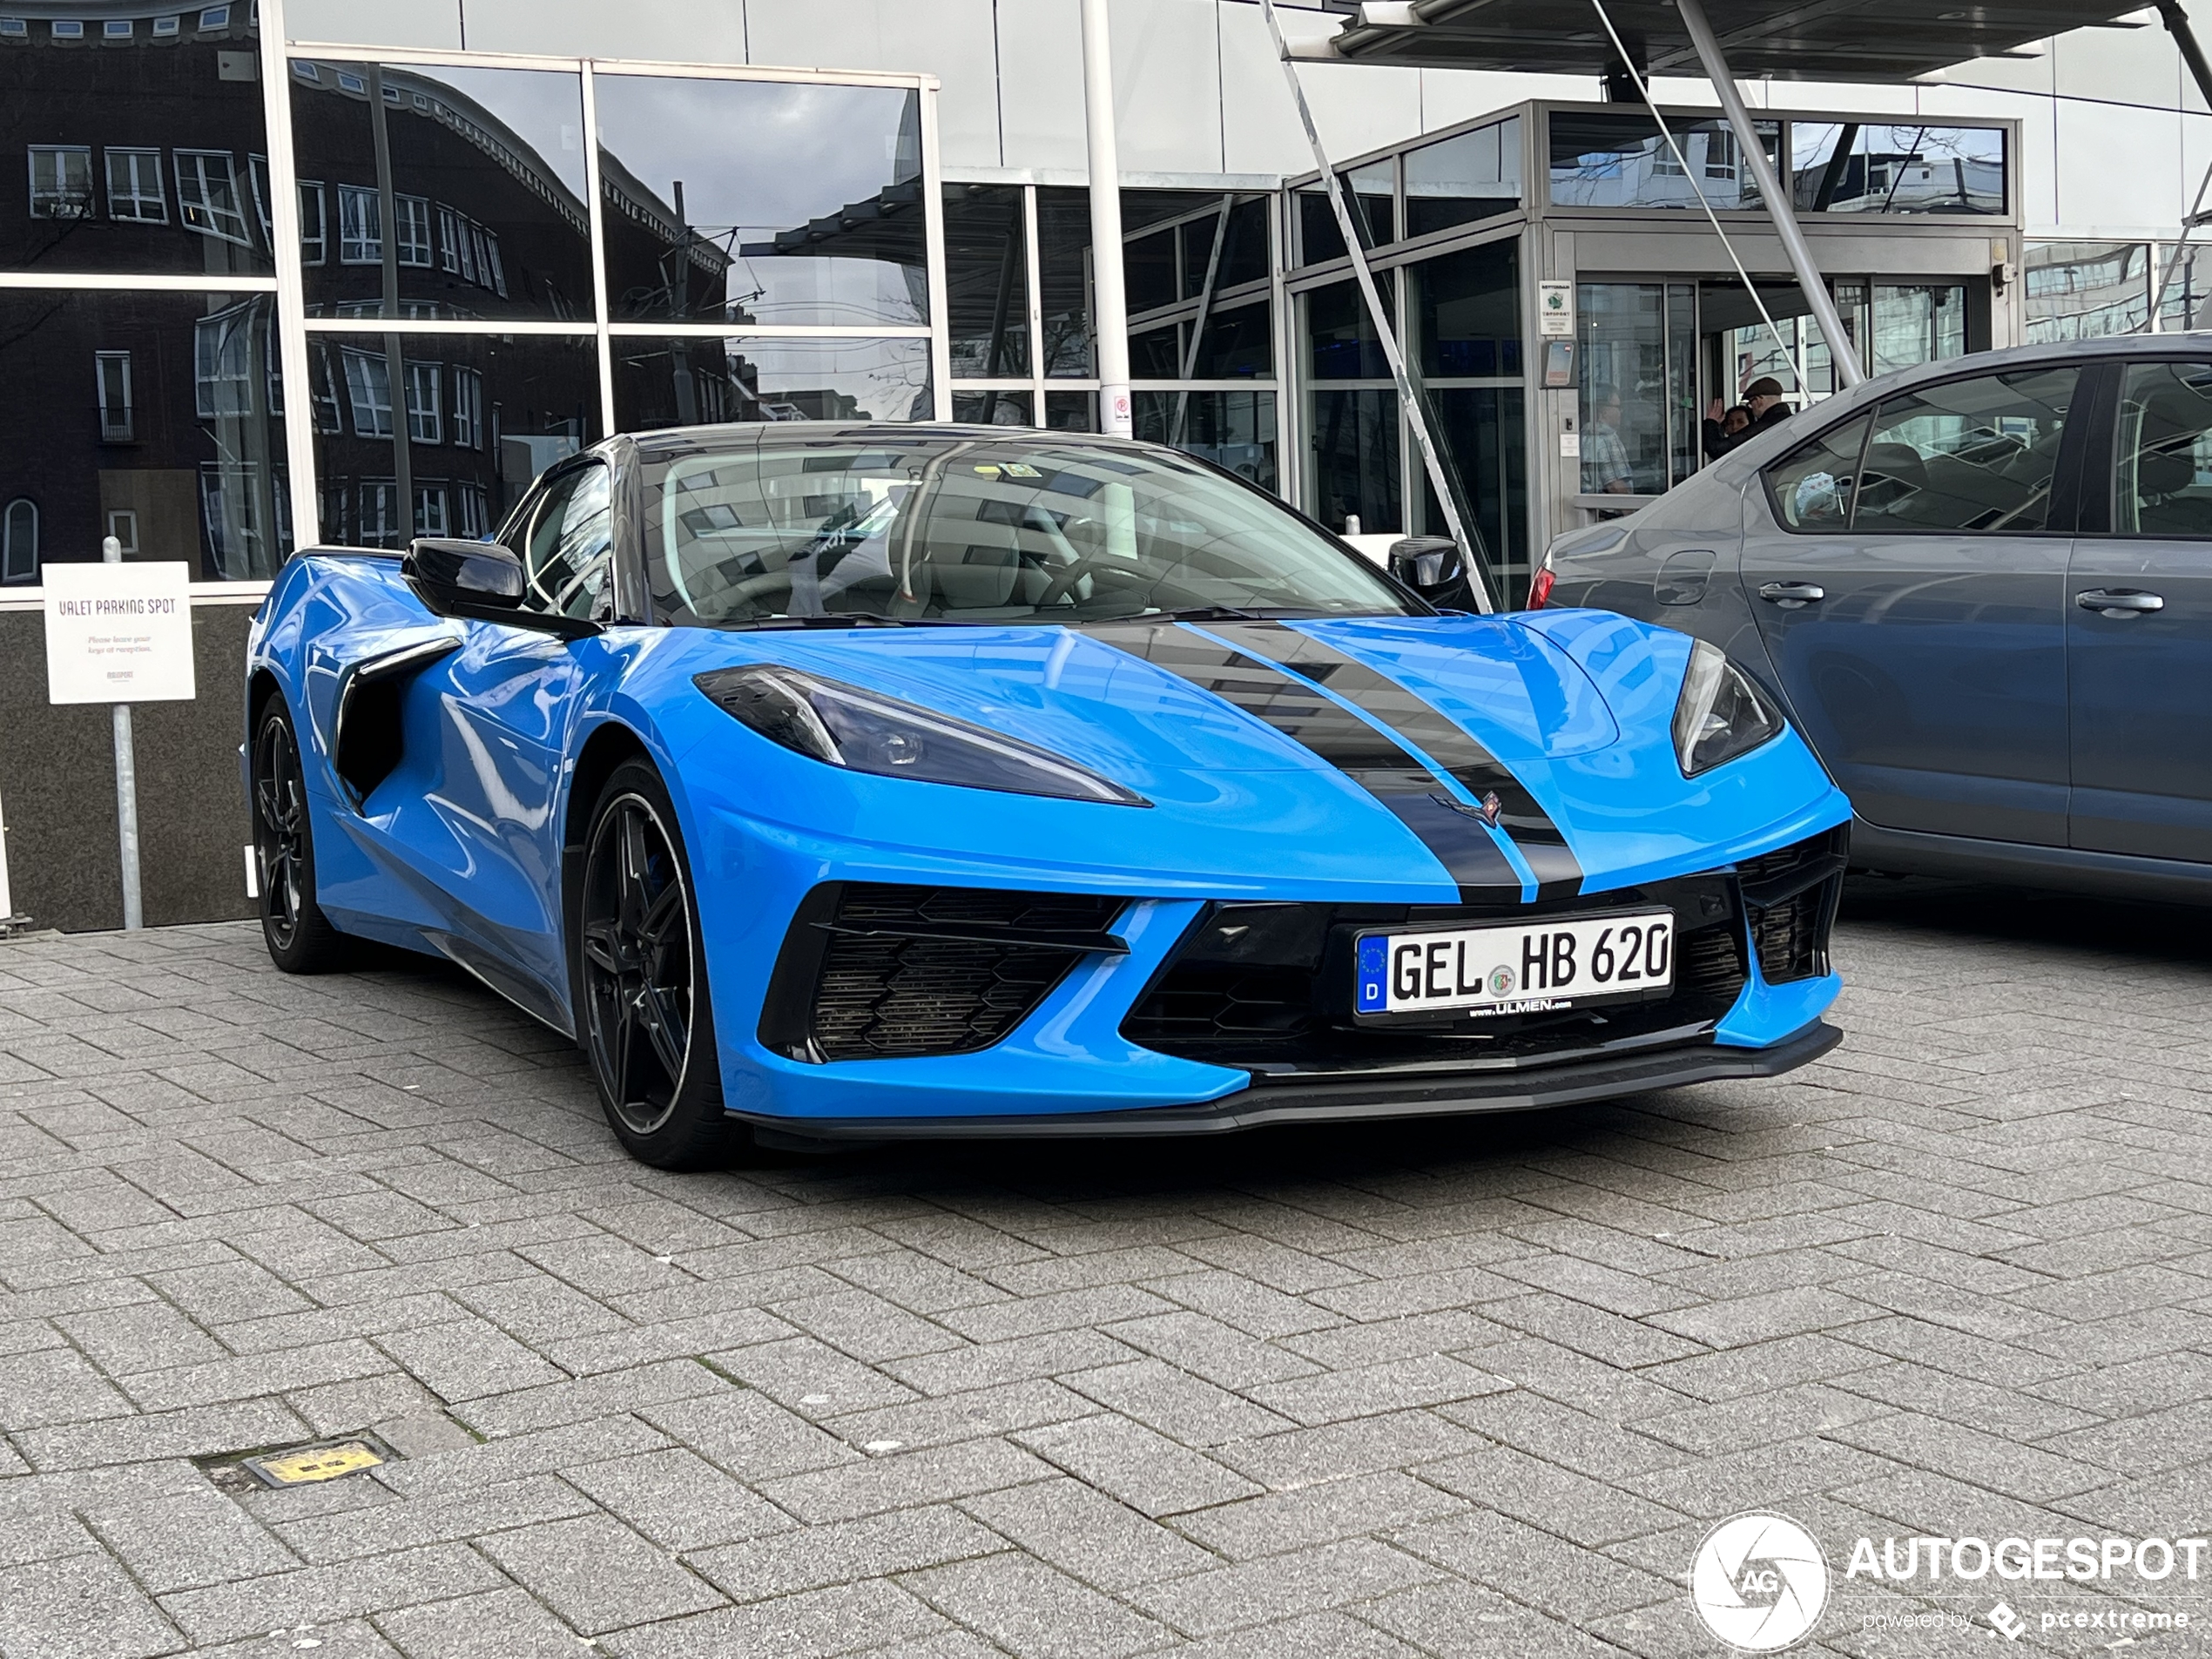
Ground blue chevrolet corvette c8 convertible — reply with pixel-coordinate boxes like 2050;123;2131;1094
246;424;1851;1168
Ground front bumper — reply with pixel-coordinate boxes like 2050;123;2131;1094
733;1019;1841;1143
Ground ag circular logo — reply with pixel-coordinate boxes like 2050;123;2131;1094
1689;1513;1828;1651
1487;964;1514;995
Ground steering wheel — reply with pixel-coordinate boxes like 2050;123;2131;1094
1035;556;1113;608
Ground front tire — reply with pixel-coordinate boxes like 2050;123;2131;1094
251;696;353;974
577;760;739;1170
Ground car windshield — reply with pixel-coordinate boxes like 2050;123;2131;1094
642;433;1416;628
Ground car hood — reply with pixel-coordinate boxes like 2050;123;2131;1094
637;612;1843;901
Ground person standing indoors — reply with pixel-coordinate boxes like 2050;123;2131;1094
1703;376;1792;460
1583;388;1635;495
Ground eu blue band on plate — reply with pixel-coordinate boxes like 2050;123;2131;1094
1357;934;1390;1013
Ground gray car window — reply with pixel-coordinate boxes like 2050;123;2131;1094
2115;360;2212;537
1764;413;1871;530
1852;367;2077;535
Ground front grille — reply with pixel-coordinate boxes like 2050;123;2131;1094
762;884;1129;1062
1122;872;1750;1077
1737;827;1848;984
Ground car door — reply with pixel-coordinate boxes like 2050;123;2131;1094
2067;355;2212;861
407;460;617;1015
1738;362;2080;845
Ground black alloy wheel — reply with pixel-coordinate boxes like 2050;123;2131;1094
251;697;351;973
577;760;738;1168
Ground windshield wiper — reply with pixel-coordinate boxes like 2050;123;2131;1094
1077;604;1324;625
725;615;932;631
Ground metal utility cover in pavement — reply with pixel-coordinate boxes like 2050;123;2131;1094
1305;0;2155;82
241;1440;387;1487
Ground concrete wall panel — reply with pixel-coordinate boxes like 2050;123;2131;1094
285;0;460;48
747;0;1002;167
461;0;749;62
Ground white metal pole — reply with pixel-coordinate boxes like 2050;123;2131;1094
1670;0;1864;388
257;0;321;551
103;535;144;932
1079;0;1133;436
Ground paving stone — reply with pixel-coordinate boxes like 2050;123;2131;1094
562;1447;792;1550
475;1512;725;1635
158;1541;508;1642
84;1483;300;1591
1128;1536;1439;1637
1014;1415;1261;1518
690;1504;1003;1602
0;1549;184;1658
371;1586;587;1659
376;1317;568;1403
755;1436;1057;1524
599;1580;948;1659
901;1552;1173;1659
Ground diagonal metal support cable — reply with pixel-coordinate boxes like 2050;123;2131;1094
1586;0;1809;396
2146;157;2212;330
1257;0;1496;612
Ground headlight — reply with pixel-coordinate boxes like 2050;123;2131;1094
1672;642;1783;776
694;665;1149;807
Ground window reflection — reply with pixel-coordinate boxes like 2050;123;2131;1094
1548;114;1777;211
1133;390;1276;492
2024;243;2147;343
611;335;932;428
1414;240;1520;378
0;289;288;583
1037;187;1093;376
943;185;1028;378
1404;119;1521;239
951;390;1034;427
309;331;599;546
289;61;592;321
3;6;271;274
595;76;924;328
1791;124;2003;215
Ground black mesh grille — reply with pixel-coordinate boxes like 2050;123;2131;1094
1122;873;1751;1077
776;885;1128;1062
1737;828;1847;984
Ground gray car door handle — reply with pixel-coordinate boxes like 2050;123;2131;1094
2075;588;2166;616
1757;582;1825;607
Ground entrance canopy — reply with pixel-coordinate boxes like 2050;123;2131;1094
1303;0;2155;84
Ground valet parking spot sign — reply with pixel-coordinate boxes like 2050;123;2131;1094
43;561;196;705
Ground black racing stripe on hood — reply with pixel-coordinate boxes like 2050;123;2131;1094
1205;621;1585;901
1085;622;1522;900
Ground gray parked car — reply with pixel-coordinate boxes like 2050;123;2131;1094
1537;335;2212;900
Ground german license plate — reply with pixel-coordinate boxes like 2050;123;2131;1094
1354;910;1675;1019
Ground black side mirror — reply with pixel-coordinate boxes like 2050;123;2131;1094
404;538;524;616
1387;536;1473;607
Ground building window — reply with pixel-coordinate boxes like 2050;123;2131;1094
0;499;35;584
405;360;442;443
437;206;462;274
153;16;181;37
311;344;342;433
51;18;84;37
414;483;448;537
198;5;230;26
395;194;432;268
95;351;134;441
176;150;250;244
248;154;272;244
194;307;255;417
341;347;393;437
336;185;381;264
358;480;399;547
106;509;139;554
452;366;483;449
0;20;28;38
298;180;326;264
477;226;506;296
105;18;132;37
29;145;94;219
455;482;489;537
105;148;165;223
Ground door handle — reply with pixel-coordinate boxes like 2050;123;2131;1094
1757;582;1825;608
2075;588;2166;616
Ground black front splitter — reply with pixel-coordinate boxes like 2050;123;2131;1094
732;1022;1842;1147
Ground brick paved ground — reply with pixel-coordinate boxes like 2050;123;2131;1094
3;881;2209;1658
